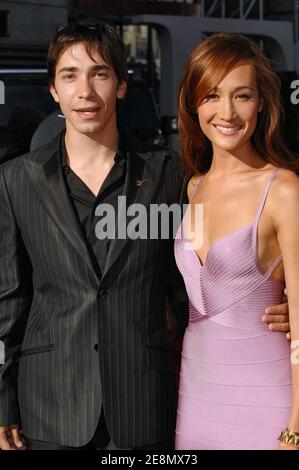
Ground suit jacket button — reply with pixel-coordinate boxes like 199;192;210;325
102;290;108;299
94;344;99;351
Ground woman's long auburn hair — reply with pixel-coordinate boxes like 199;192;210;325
178;32;299;174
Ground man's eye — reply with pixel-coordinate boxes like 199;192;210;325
62;74;75;80
96;72;107;78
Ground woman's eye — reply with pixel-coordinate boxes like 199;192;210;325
236;94;251;100
205;93;219;101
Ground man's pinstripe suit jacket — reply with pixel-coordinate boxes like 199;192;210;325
0;131;188;448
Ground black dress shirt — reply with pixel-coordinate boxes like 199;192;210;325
61;132;127;275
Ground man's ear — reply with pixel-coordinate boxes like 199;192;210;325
258;98;263;113
49;84;60;104
117;81;127;100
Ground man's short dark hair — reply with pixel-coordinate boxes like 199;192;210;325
47;19;128;88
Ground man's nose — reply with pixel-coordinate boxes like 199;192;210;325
77;77;94;99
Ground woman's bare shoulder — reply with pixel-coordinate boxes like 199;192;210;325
267;168;299;221
272;168;299;198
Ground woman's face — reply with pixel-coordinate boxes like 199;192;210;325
197;63;263;154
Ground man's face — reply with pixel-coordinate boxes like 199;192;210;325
50;42;126;138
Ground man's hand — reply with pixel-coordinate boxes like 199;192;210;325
0;424;26;450
262;289;291;341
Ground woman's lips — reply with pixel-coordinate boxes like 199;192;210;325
213;124;243;136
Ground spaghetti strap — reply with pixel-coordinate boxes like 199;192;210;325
253;169;282;276
253;169;279;230
188;175;203;201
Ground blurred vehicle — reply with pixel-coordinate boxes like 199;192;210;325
0;69;56;160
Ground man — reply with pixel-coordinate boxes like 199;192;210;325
0;20;290;451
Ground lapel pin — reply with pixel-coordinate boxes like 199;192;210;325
136;178;150;187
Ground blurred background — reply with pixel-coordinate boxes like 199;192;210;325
1;0;299;161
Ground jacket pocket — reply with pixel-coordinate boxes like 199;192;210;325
145;346;176;375
20;344;55;357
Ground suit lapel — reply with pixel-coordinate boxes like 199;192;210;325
24;134;100;283
101;144;168;280
24;131;169;283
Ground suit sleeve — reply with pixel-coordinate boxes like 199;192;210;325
0;167;33;425
166;247;188;339
165;157;189;339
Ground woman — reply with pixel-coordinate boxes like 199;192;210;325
174;33;299;450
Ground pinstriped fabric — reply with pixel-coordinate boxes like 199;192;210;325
174;170;292;450
0;132;185;448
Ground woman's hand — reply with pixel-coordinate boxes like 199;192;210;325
278;441;299;450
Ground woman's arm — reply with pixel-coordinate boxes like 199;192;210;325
272;170;299;449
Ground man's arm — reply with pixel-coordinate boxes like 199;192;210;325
262;288;291;340
165;156;190;340
0;166;32;449
166;249;189;340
